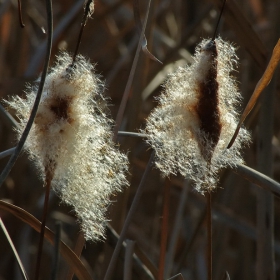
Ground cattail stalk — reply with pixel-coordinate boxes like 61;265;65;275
35;171;52;279
4;52;129;244
144;38;250;193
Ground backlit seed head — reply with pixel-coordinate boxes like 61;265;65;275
5;52;129;240
143;38;250;193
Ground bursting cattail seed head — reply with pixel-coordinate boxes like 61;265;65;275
5;52;129;240
144;38;250;193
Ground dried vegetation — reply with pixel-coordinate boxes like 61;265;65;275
0;0;280;279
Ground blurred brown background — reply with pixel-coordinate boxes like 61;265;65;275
0;0;280;279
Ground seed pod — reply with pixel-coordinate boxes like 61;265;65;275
5;52;129;240
144;38;250;193
194;40;221;163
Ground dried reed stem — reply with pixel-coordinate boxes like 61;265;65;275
113;0;151;141
0;0;53;188
158;179;170;280
104;152;154;280
207;192;212;280
65;232;85;280
35;171;53;279
17;0;25;28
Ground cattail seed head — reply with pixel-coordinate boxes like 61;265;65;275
144;38;250;193
5;52;129;240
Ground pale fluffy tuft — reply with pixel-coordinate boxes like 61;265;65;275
5;52;129;240
143;38;250;193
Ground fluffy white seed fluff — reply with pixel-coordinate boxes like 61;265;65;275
5;52;129;240
144;38;250;193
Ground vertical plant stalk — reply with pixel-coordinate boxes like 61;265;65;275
0;0;53;188
113;0;152;142
207;192;212;280
124;240;135;280
72;0;94;64
133;0;162;64
0;201;92;279
255;10;280;279
174;204;207;272
165;181;189;278
256;80;275;279
158;179;171;280
59;3;94;275
104;152;154;280
25;0;84;77
17;0;25;28
0;219;29;280
51;222;61;280
65;232;85;280
35;171;53;280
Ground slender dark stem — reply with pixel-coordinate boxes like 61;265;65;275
0;219;29;280
207;192;212;280
0;104;20;129
0;200;92;280
212;0;227;41
26;0;84;76
234;164;280;197
51;222;61;280
0;0;53;189
158;179;171;280
17;0;25;28
65;232;85;280
72;0;93;64
106;223;155;280
124;240;135;280
0;147;16;160
113;0;151;142
133;0;162;64
104;152;155;280
35;172;53;280
175;206;207;272
165;181;189;278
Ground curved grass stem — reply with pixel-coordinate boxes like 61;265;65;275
104;152;155;280
113;0;152;142
72;0;94;64
0;0;53;189
207;192;212;280
34;172;53;279
17;0;25;28
158;179;171;280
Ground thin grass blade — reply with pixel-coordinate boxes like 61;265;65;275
104;152;155;280
228;39;280;148
0;218;29;280
113;0;152;140
221;271;230;280
0;0;53;188
167;273;184;280
0;200;93;280
133;0;162;64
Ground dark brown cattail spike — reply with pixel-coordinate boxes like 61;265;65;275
17;0;25;28
144;1;250;193
72;0;94;65
195;41;221;162
193;0;227;162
